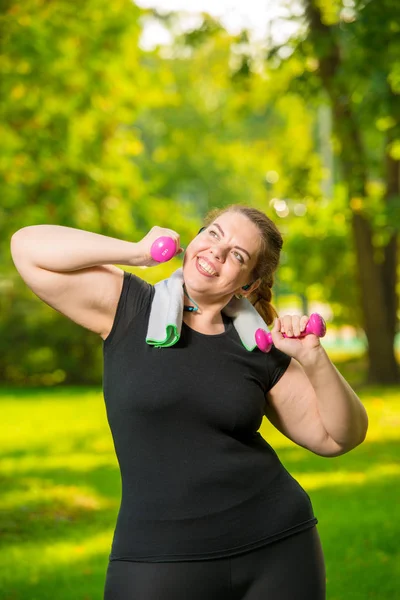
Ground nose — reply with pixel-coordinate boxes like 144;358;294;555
210;243;227;262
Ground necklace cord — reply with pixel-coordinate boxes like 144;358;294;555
183;285;200;313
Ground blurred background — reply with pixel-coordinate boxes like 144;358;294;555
1;1;399;598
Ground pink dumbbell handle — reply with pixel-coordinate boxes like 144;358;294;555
300;313;326;338
150;236;177;263
255;313;326;353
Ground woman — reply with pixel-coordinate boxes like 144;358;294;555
11;205;368;600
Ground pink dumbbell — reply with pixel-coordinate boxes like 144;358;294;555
255;313;326;353
150;236;177;263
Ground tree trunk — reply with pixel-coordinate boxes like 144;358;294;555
304;0;399;384
383;99;400;340
351;214;398;383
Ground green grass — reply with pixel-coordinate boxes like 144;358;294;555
0;374;399;599
261;385;400;600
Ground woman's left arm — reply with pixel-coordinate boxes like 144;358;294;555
265;316;369;457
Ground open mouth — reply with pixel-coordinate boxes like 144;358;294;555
196;257;218;277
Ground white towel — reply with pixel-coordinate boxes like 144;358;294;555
145;268;268;350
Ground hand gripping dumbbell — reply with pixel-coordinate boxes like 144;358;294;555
150;236;177;263
255;313;326;353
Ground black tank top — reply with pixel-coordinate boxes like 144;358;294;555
102;272;317;562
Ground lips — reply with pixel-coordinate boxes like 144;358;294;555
196;257;218;277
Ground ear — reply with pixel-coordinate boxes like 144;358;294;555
246;279;261;295
234;279;260;298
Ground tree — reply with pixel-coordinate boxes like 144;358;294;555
168;1;399;383
260;0;398;383
1;0;147;385
298;0;399;383
139;11;366;326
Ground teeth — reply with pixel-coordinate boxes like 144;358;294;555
198;258;217;275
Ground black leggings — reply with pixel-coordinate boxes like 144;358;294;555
104;526;326;600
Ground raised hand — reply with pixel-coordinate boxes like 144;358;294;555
256;313;326;358
135;228;183;266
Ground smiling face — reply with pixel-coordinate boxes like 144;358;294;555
182;211;262;300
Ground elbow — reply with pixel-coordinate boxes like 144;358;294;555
11;227;27;252
340;400;369;453
10;227;35;265
10;230;22;265
10;231;25;270
341;429;367;456
316;439;363;458
315;414;369;458
357;404;369;446
338;414;369;455
11;226;39;244
11;226;30;242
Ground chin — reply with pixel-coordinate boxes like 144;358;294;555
182;262;199;289
183;257;208;291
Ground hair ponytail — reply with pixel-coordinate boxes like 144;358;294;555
247;277;278;327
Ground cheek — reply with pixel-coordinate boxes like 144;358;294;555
186;240;206;258
183;241;200;267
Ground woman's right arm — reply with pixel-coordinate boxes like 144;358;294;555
10;225;181;340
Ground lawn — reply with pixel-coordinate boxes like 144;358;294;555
0;370;399;599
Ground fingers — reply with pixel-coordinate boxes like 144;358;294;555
271;317;283;342
279;315;309;337
150;227;182;256
272;317;281;333
300;315;309;333
165;229;182;256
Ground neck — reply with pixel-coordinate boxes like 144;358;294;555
183;307;228;335
182;284;233;328
183;285;200;313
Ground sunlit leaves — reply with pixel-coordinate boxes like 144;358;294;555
1;0;145;239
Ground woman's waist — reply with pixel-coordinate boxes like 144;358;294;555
111;470;316;560
118;464;309;522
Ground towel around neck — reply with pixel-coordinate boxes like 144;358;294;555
145;268;269;350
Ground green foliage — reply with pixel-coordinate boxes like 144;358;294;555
278;190;359;324
1;0;148;238
1;0;147;385
0;384;399;598
2;0;398;384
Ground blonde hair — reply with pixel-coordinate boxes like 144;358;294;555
203;205;283;326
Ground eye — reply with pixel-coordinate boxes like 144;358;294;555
233;251;244;264
209;229;219;238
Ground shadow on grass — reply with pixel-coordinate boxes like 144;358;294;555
0;548;109;600
1;388;399;600
1;472;399;600
0;465;120;546
0;435;398;537
311;473;400;600
274;436;400;475
0;385;103;402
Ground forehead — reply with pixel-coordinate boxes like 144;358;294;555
212;212;261;254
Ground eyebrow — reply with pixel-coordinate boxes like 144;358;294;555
212;222;252;260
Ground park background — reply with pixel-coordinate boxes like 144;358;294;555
1;0;399;598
